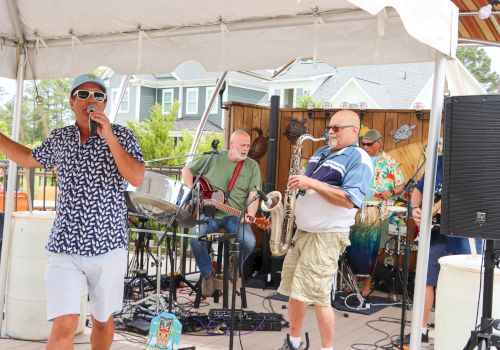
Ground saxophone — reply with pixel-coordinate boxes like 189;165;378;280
261;134;327;256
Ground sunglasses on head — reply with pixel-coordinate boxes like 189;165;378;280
324;125;354;133
73;90;107;102
361;138;380;147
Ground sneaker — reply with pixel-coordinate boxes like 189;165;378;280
277;337;301;350
402;329;429;344
201;272;214;297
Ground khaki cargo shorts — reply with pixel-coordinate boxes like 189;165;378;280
278;229;350;306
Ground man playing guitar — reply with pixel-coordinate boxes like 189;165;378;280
181;129;262;297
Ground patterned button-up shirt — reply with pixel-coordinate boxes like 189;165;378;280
370;151;405;219
32;124;144;256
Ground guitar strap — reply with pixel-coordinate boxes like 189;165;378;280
227;160;244;198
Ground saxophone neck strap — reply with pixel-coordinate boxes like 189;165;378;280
305;153;328;177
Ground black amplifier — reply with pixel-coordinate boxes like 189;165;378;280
208;309;285;331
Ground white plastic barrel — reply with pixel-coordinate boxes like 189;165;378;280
435;254;500;350
5;211;87;340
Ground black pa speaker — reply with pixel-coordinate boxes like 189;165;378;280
441;95;500;240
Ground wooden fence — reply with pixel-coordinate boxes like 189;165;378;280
225;102;435;196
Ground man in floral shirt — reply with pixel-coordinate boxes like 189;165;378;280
360;129;405;297
362;129;405;212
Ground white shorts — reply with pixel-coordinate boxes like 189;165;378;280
45;248;128;322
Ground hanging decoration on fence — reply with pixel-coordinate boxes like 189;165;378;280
390;124;416;144
248;127;269;162
284;116;309;142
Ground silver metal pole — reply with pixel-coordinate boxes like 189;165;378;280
156;243;162;314
186;72;227;164
409;52;447;350
0;49;26;335
109;75;131;123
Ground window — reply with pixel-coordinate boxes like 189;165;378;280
205;87;218;114
294;88;304;107
111;88;130;113
295;88;304;99
186;88;198;114
162;89;174;114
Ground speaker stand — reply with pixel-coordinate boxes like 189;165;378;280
464;239;500;349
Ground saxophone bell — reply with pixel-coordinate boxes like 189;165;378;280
261;134;326;257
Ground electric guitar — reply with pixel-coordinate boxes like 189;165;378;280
197;176;270;230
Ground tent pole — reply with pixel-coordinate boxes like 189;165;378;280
409;51;447;350
0;48;27;336
186;71;227;163
109;75;131;123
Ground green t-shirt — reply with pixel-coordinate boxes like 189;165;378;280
188;152;262;219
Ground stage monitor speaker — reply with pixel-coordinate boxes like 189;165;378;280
441;95;500;240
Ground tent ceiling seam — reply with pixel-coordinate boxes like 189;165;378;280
0;8;384;49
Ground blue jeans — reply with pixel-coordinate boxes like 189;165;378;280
190;216;256;279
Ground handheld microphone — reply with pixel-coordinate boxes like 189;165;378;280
255;187;273;206
86;104;98;137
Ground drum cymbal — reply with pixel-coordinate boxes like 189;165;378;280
126;191;195;227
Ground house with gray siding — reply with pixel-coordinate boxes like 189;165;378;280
266;58;485;110
104;60;270;134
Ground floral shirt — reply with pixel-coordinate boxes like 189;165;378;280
32;124;144;256
370;151;405;219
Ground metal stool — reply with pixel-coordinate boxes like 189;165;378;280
193;229;247;309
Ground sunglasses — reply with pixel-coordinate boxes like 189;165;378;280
73;90;107;102
324;125;355;133
361;138;381;147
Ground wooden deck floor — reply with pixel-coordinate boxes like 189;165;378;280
0;286;435;350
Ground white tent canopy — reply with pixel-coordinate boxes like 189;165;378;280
0;0;457;79
0;1;459;349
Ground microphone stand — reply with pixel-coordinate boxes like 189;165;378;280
152;147;221;313
145;150;221;164
397;157;426;349
229;193;259;350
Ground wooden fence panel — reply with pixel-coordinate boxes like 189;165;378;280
225;103;439;196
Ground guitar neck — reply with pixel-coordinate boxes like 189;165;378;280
214;201;243;218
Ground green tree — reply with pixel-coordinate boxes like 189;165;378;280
457;47;500;93
295;93;323;108
0;78;73;145
126;102;223;166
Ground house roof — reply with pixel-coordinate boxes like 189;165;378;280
134;60;271;85
174;117;222;133
273;60;335;80
312;62;435;109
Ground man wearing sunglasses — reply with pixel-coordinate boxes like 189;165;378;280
361;129;405;204
278;110;373;350
358;129;405;297
0;73;145;350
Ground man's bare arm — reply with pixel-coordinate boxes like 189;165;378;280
0;133;41;169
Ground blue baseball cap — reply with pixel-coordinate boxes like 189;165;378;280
71;74;107;95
